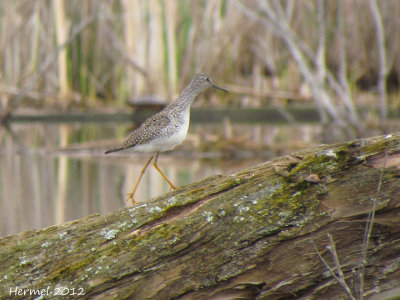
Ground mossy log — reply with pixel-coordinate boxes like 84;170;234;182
1;133;400;299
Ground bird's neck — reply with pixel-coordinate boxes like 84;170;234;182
173;87;200;110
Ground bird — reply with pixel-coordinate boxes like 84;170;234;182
105;73;227;205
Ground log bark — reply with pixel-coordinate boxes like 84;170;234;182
1;133;400;299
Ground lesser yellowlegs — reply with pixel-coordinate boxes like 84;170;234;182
105;73;227;204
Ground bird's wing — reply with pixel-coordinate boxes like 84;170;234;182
105;113;171;153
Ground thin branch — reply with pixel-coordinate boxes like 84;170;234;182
284;0;296;21
336;0;350;97
333;0;359;126
272;101;299;126
327;234;349;291
0;84;55;100
359;147;388;298
316;0;327;84
105;27;148;77
369;0;388;122
312;239;356;300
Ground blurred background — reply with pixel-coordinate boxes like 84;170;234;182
0;0;399;236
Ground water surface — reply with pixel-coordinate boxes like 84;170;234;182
0;121;322;236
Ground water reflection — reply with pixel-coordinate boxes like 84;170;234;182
0;121;322;236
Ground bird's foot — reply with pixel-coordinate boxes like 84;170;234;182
125;193;137;206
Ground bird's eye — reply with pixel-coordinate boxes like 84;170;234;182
205;77;211;82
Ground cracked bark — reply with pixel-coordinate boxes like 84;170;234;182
1;133;400;299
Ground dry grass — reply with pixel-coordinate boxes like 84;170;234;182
0;0;399;120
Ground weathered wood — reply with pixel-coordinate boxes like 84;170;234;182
1;133;400;299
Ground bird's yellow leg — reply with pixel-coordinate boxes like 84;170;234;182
153;152;177;190
126;155;154;205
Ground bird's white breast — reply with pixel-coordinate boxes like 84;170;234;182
133;111;190;153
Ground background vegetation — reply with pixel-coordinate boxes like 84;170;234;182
0;0;399;133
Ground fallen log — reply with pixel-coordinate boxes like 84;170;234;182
1;133;400;299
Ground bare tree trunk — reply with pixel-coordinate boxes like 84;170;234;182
1;132;400;299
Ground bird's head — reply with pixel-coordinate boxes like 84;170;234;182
189;73;228;94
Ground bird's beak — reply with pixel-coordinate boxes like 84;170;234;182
212;84;228;93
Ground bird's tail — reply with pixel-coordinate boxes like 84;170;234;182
104;147;124;154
